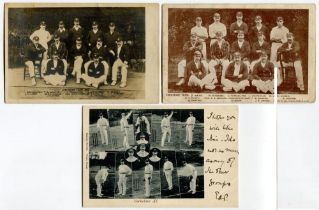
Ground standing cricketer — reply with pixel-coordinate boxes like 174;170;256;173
97;113;109;145
144;159;153;198
163;156;174;190
161;111;174;147
95;166;109;197
182;160;197;194
30;21;51;60
185;112;196;146
117;159;132;196
270;16;289;62
120;111;132;149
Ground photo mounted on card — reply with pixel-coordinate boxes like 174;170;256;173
4;3;159;103
82;105;238;207
162;4;315;103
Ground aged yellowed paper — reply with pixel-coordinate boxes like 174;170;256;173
82;105;238;207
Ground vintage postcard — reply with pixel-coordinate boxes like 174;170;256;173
4;3;159;103
82;105;238;207
162;4;315;103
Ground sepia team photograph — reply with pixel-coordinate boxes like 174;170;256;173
85;108;204;201
4;3;159;103
162;4;315;103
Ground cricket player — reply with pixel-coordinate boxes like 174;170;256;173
24;36;46;86
176;33;203;86
270;17;289;62
96;113;109;145
229;11;248;42
250;31;271;70
230;30;251;71
110;37;130;88
182;161;197;194
69;18;84;44
118;159;132;196
95;166;109;197
135;113;151;135
82;53;108;88
251;51;275;93
136;133;148;145
137;144;149;158
30;21;51;60
163;156;174;190
161;111;174;147
191;17;208;60
209;31;230;82
48;34;67;70
69;37;88;83
222;52;250;92
277;33;304;91
126;148;138;163
120;111;132;149
54;21;69;44
185;112;196;146
42;50;67;86
87;21;103;51
249;15;269;42
144;159;153;198
149;149;161;162
208;13;227;47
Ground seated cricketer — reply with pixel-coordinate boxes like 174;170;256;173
222;52;250;92
251;51;274;93
277;32;304;91
69;37;88;83
185;50;217;90
24;36;46;86
208;31;230;82
43;50;67;86
82;53;108;88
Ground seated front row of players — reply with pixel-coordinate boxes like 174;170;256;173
24;34;130;88
176;31;304;93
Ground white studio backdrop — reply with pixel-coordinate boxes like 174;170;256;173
0;0;318;210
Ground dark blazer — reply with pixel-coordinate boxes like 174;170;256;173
210;40;230;60
277;41;301;62
249;25;269;42
231;40;251;59
69;26;84;43
54;29;69;43
251;41;271;60
24;43;46;62
229;21;248;41
44;59;65;75
114;44;130;63
48;41;67;59
87;30;104;47
92;46;110;61
69;44;88;62
182;41;202;63
185;60;206;83
251;61;274;81
225;61;248;82
87;62;105;78
104;30;121;49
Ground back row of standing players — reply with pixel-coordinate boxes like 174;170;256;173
24;18;133;88
176;11;304;93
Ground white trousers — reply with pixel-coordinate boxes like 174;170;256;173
73;57;83;80
112;59;128;83
82;74;107;87
164;171;173;190
185;126;193;145
123;128;130;149
118;174;127;195
222;79;250;92
161;127;171;147
95;178;103;197
25;61;36;78
208;59;230;79
270;43;283;62
43;74;66;86
190;171;197;193
252;79;274;93
277;61;304;90
144;174;152;197
188;73;218;89
99;127;108;145
200;41;207;60
177;60;209;78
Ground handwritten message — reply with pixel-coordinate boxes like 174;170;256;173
204;108;238;206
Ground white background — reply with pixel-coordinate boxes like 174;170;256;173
0;0;317;210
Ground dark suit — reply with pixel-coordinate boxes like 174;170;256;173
48;41;67;59
225;61;248;82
